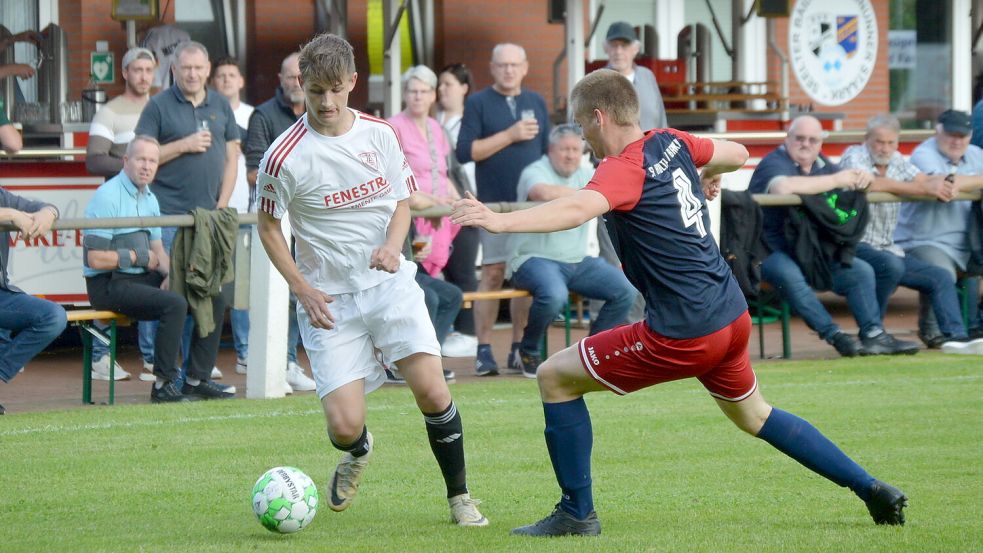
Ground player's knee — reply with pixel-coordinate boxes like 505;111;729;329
535;361;569;401
327;422;364;447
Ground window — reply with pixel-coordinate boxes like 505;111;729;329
175;0;230;60
889;0;952;128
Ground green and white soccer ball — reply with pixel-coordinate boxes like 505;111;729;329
251;466;319;534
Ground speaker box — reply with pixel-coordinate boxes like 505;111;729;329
756;0;791;18
548;0;565;23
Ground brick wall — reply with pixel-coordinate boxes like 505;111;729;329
59;0;176;103
767;0;891;130
245;0;316;104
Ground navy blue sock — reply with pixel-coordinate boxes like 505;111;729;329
543;398;594;519
757;408;875;501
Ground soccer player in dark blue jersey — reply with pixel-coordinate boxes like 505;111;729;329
452;69;907;537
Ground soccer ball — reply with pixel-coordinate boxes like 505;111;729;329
251;466;319;534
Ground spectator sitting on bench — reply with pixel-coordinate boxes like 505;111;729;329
82;135;232;403
507;124;635;377
749;115;919;357
896;109;983;345
0;185;67;415
840;114;983;355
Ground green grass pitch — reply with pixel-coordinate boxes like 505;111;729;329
1;354;980;552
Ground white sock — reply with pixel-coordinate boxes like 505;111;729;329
187;377;201;386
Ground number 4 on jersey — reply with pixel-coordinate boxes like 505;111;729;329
671;168;706;238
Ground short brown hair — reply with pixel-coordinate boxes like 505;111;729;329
298;33;356;86
570;69;639;127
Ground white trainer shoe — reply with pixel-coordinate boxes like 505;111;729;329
441;332;478;358
286;361;316;391
941;337;983;355
235;357;247;374
449;493;489;527
91;356;131;381
327;432;374;512
139;360;155;381
211;366;223;379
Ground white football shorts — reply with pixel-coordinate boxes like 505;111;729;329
298;261;441;399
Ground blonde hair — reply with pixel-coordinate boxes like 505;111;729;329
298;33;356;86
570;69;639;126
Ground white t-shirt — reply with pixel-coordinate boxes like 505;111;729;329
229;102;255;213
256;109;416;294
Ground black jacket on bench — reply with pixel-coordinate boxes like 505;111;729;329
785;189;869;291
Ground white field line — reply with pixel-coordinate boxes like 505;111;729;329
2;374;980;437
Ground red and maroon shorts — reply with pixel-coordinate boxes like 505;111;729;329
577;311;756;401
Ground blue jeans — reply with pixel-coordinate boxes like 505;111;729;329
415;270;462;344
231;308;249;360
0;289;67;382
856;243;967;338
906;245;981;336
761;250;882;340
511;256;635;354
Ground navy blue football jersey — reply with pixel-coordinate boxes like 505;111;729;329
585;129;747;339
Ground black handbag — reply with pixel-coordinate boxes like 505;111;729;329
967;200;983;275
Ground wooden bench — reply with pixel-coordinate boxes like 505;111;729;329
460;289;583;351
66;310;131;405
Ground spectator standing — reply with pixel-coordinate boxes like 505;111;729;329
840;114;983;354
436;63;479;357
508;124;635;377
896;109;983;342
602;21;667;131
388;65;464;381
242;52;314;392
85;46;158;382
134;40;237;388
0;31;44;154
83;136;232;402
748;115;918;357
456;43;549;376
0;187;67;415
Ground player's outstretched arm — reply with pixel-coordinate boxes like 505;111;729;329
257;211;336;329
451;189;609;234
701;138;749;179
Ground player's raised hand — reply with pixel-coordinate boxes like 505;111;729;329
294;281;336;329
369;243;401;273
451;192;505;233
700;173;722;201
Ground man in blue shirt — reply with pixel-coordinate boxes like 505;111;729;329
749;115;917;357
508;124;634;377
83;136;232;403
456;43;549;376
452;70;906;536
897;109;983;342
0;186;66;414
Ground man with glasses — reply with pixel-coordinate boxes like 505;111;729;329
749;115;918;357
896;109;983;344
456;43;549;376
507;124;635;377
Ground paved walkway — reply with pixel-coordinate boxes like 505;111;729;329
0;289;929;415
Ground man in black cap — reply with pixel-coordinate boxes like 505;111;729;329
602;21;666;131
896;109;983;343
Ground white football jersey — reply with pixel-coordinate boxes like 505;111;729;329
256;109;418;294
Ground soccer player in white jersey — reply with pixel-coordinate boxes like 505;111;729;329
255;33;488;527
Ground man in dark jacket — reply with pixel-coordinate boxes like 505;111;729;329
748;115;918;357
0;187;67;414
